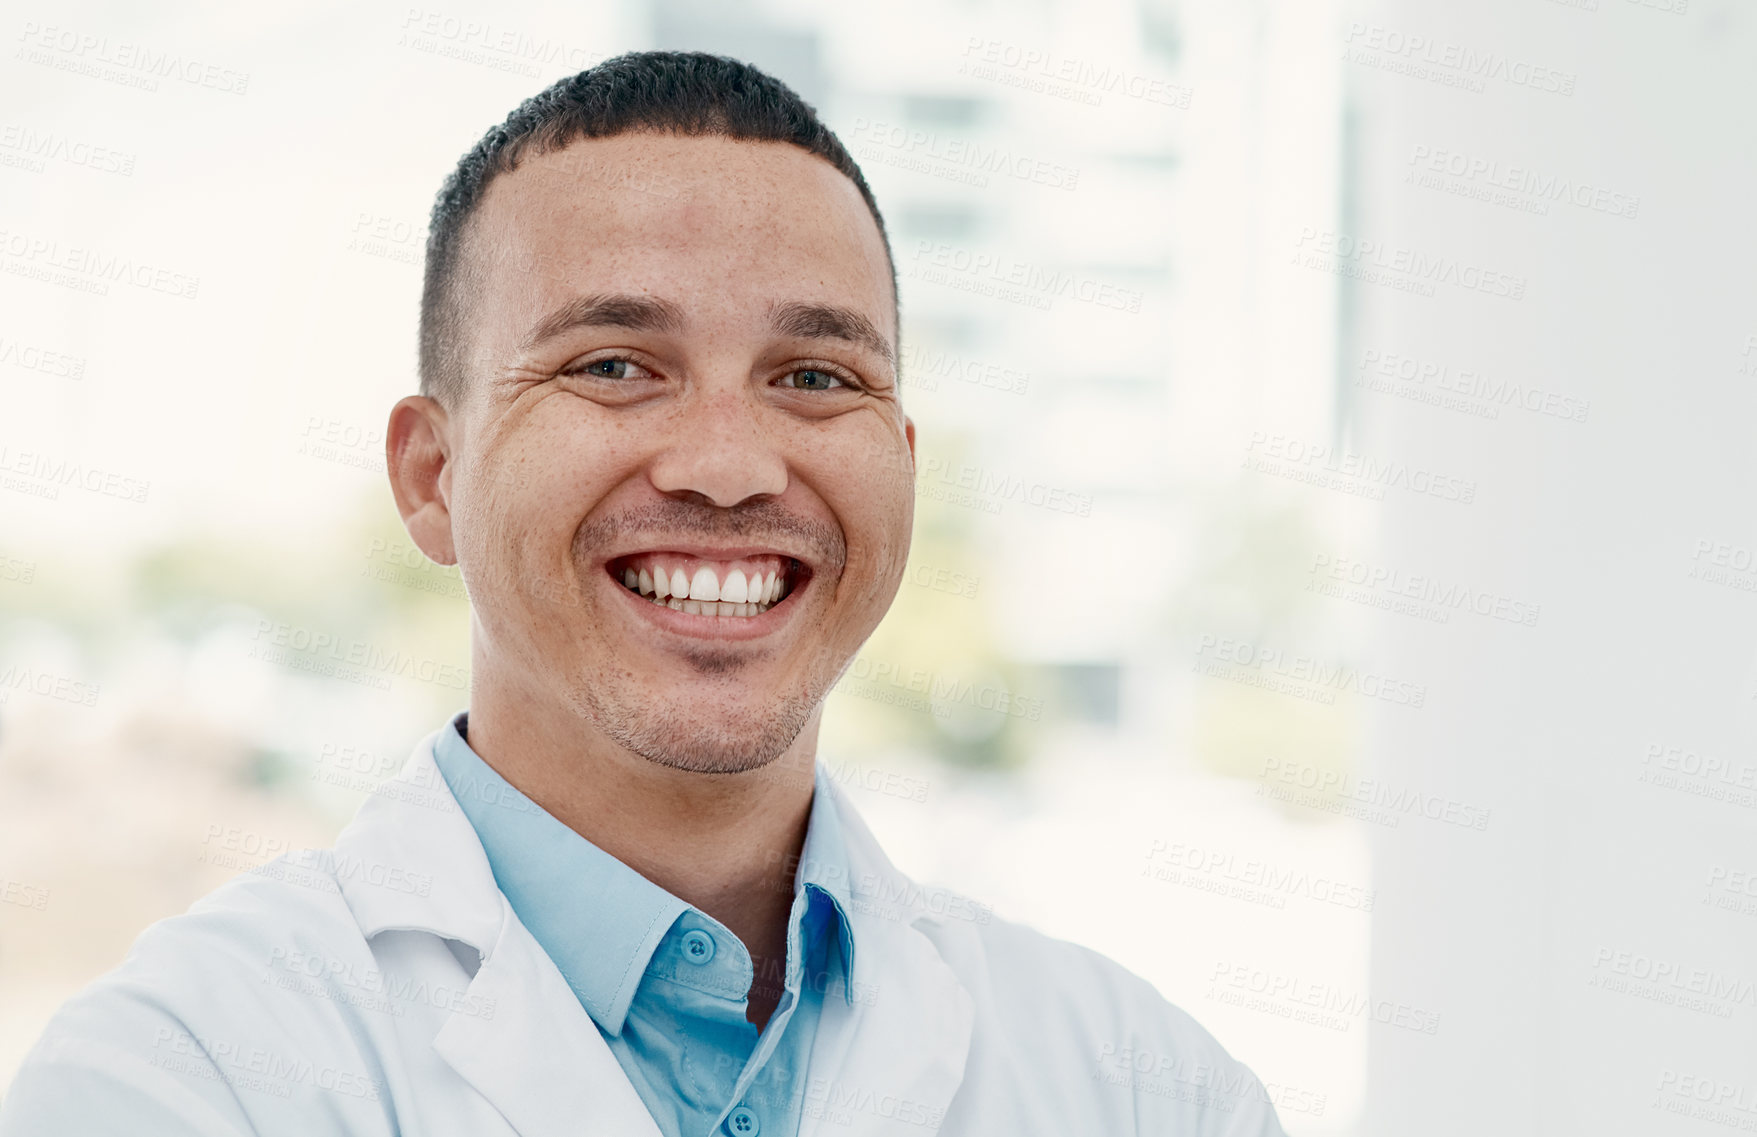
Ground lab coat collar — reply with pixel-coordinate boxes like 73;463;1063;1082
796;775;979;1136
335;726;664;1137
332;727;974;1137
431;712;689;1037
331;725;502;953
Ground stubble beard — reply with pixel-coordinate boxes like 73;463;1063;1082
569;656;834;775
558;500;853;772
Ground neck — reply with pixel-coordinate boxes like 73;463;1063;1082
464;665;821;1025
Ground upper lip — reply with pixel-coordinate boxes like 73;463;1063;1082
602;542;816;569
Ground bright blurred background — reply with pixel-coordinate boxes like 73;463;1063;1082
4;1;1756;1133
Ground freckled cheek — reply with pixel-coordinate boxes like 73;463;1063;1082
452;476;551;590
827;496;913;599
805;426;912;550
502;428;635;536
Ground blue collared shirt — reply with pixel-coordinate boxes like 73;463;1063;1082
432;712;856;1137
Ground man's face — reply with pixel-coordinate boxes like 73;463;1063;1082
417;132;913;773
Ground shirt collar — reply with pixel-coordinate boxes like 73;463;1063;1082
799;767;857;995
431;712;858;1030
432;712;683;1035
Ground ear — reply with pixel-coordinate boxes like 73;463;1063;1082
904;414;917;468
385;395;458;566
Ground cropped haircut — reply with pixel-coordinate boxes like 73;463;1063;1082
417;51;896;407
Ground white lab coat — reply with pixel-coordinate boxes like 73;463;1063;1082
0;728;1287;1136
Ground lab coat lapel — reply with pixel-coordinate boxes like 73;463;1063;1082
332;730;976;1136
332;729;662;1137
800;781;976;1136
431;914;663;1137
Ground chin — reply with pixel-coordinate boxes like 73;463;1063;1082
571;677;822;775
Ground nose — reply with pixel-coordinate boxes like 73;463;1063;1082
647;382;789;507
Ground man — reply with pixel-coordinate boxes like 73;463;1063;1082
0;53;1285;1136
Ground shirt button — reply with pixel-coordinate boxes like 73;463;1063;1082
726;1106;759;1135
681;929;716;965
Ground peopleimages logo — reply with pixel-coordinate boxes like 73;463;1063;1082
911;241;1144;313
1293;228;1527;300
1143;839;1376;912
1092;1043;1328;1117
1356;348;1590;424
0;445;150;503
0;334;86;380
848;118;1080;191
0;228;200;299
1244;432;1477;505
838;653;1045;723
1406;145;1639;219
958;38;1193;109
149;1028;383;1103
265;948;496;1020
396;8;600;73
900;343;1030;396
1308;553;1542;628
1588;946;1754;1018
1257;757;1492;831
0;124;136;176
0;877;50;911
1194;634;1429;709
916;456;1093;517
1207;960;1443;1035
1653;1070;1757;1128
15;22;250;95
0;665;99;708
1341;22;1577;96
248;620;469;691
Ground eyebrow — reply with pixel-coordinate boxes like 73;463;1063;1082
518;293;685;352
769;301;895;371
516;292;895;371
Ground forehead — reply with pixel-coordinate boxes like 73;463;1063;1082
464;132;895;345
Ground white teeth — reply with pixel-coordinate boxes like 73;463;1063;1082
625;560;789;615
689;566;719;602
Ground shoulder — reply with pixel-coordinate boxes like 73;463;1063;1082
0;856;397;1136
111;851;383;1016
929;910;1288;1135
961;912;1243;1067
832;786;1287;1133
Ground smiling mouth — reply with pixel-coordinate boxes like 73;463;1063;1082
607;552;806;618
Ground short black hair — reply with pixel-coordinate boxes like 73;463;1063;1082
418;50;895;407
